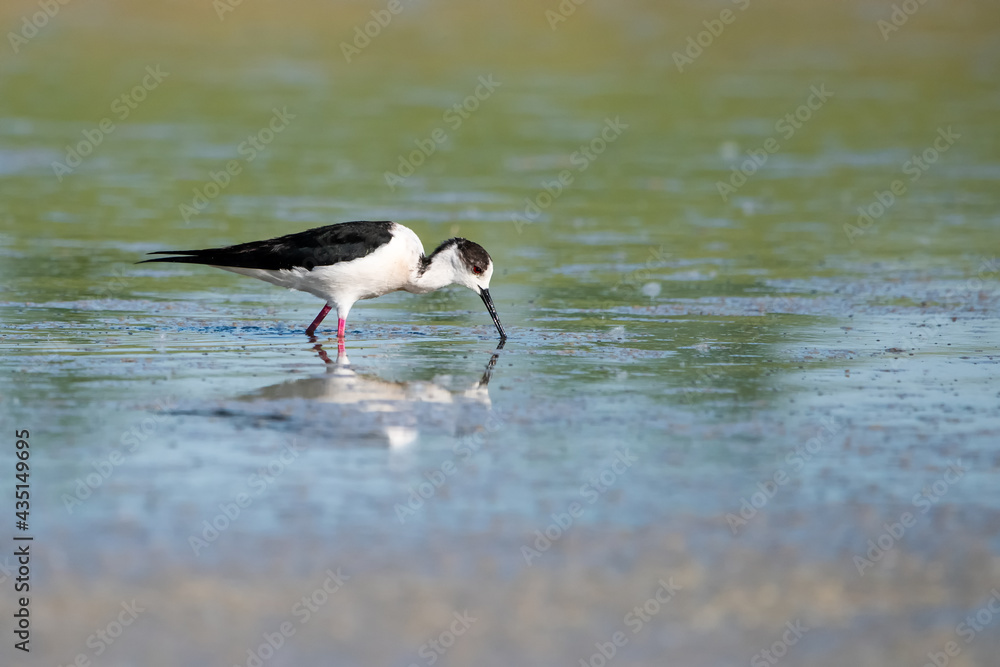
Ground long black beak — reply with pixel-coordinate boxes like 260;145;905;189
479;288;507;340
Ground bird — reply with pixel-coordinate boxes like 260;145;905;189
139;220;507;341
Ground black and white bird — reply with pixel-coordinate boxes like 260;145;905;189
140;221;506;340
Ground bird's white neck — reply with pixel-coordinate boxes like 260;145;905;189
406;245;460;294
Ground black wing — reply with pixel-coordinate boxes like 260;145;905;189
138;221;395;271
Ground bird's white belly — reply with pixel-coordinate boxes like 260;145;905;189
310;249;412;304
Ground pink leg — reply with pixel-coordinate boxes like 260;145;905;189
305;304;332;337
337;317;346;339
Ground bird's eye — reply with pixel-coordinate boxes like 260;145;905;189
472;266;483;275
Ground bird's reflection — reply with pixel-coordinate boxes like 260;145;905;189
306;338;503;396
239;341;505;449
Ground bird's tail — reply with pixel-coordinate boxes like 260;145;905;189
137;251;221;265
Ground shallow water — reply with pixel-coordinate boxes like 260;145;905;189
1;1;999;665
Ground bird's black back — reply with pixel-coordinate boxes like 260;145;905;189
139;221;395;271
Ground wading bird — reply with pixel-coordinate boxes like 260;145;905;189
141;221;506;340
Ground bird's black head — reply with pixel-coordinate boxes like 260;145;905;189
424;238;493;280
452;238;493;278
425;237;505;340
